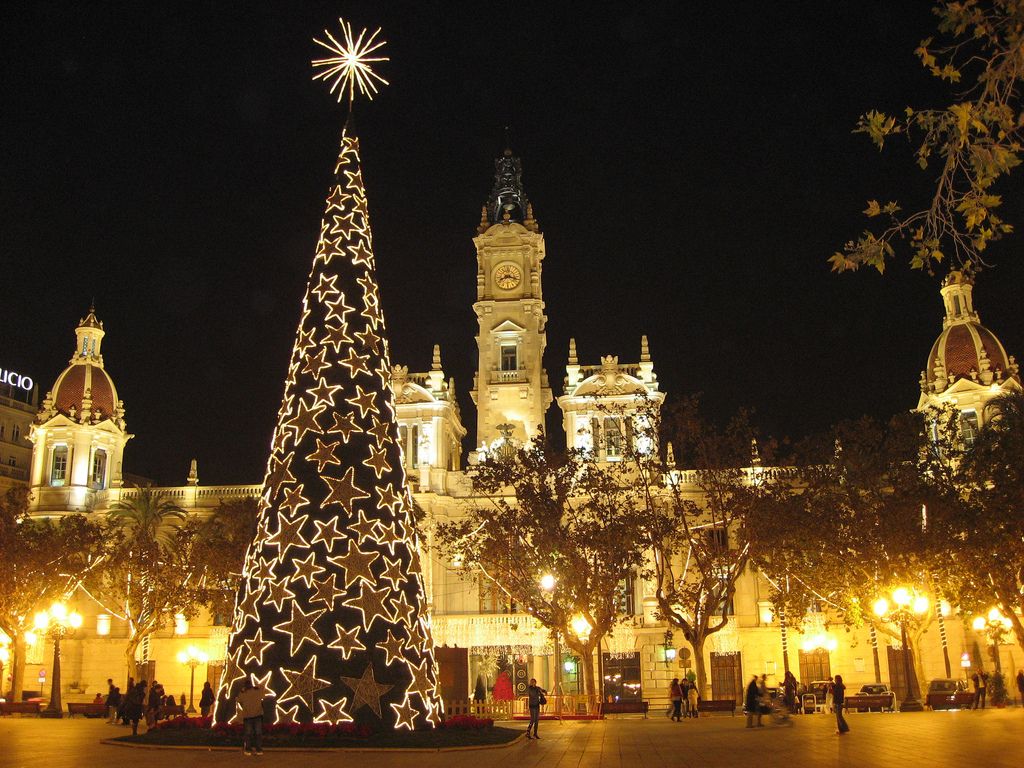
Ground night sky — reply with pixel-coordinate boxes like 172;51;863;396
4;2;1023;485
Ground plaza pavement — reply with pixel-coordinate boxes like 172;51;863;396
2;708;1022;768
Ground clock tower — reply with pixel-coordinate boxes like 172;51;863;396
471;146;552;451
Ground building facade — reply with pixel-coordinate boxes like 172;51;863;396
12;150;1023;711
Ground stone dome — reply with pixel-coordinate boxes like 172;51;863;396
50;362;119;419
39;306;124;423
922;271;1019;392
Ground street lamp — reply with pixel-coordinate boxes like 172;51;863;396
971;608;1013;673
177;645;209;714
873;587;928;712
34;602;83;718
539;574;560;690
663;630;677;667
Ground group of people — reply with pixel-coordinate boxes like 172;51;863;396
103;677;216;735
744;673;848;734
667;677;699;721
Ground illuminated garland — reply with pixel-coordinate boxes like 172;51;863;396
216;127;441;729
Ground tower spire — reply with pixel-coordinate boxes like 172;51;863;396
485;139;531;227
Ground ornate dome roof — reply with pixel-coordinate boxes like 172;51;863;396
39;306;125;424
51;363;118;419
923;272;1019;392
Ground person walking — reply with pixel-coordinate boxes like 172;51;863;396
199;681;215;718
687;679;699;718
833;675;849;735
783;671;798;714
1016;669;1024;707
745;676;762;728
979;671;989;709
525;678;546;739
972;671;981;709
106;685;121;724
235;678;267;756
680;678;691;719
124;681;145;736
669;678;683;721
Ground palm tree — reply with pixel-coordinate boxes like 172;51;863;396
107;487;186;549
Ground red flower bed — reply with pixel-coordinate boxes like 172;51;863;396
441;714;493;729
211;720;372;738
152;716;212;730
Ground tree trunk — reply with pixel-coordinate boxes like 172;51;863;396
10;633;26;702
578;645;597;698
124;637;140;685
691;634;709;699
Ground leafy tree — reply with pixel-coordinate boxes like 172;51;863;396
747;412;962;691
832;0;1024;273
434;435;648;697
629;398;766;698
88;488;254;681
945;391;1024;647
0;487;102;700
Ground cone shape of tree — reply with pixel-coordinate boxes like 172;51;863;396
217;129;442;730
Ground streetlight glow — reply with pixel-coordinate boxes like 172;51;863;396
892;587;910;607
540;573;556;591
912;595;929;615
872;598;889;618
571;614;592;640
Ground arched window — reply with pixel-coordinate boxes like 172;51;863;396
90;448;107;489
50;445;69;486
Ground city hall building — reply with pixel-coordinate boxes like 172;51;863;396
11;148;1023;710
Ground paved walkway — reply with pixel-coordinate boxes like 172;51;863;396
3;709;1022;767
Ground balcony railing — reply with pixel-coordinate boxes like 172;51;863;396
490;369;527;384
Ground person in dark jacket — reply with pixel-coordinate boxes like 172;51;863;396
106;685;122;724
124;681;146;736
745;676;762;728
199;681;216;718
1016;669;1024;706
525;678;546;739
833;675;849;734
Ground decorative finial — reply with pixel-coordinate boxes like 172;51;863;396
640;334;651;363
312;19;389;107
568;338;578;366
666;441;676;468
431;344;442;371
187;458;199;486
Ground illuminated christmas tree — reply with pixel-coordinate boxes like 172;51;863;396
217;19;441;729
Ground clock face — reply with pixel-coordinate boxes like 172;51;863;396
494;263;522;290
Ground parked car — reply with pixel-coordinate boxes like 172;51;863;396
801;680;834;713
926;678;974;710
847;683;895;712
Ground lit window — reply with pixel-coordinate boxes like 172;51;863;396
500;343;517;372
604;417;622;458
50;446;68;486
961;410;980;447
90;449;107;490
411;424;420;468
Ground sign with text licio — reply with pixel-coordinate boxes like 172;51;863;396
0;367;34;392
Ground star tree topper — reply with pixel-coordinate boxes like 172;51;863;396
312;18;389;107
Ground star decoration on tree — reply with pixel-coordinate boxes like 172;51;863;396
327;623;366;659
340;664;394;719
379;628;407;666
323;466;370;512
243;627;274;666
390;694;418;731
273;602;327;655
317;696;353;724
343;582;396;631
281;655;331;713
329;541;380;589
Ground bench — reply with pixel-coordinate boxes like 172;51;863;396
844;694;895;713
67;702;108;718
698;699;737;716
601;701;649;717
0;701;42;716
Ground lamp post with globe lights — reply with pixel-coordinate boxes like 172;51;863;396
34;602;83;718
177;645;209;714
539;574;561;691
873;587;928;712
972;608;1014;673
